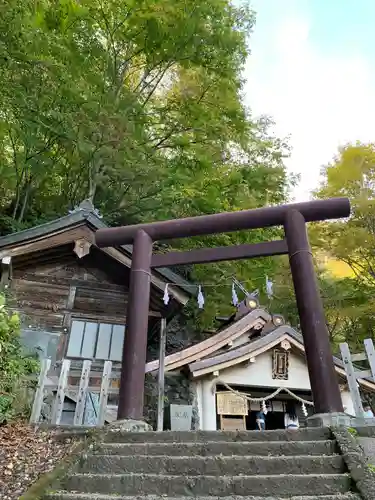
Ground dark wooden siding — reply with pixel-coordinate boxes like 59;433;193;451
11;255;129;325
8;250;131;362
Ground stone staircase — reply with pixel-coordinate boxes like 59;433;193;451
46;427;362;500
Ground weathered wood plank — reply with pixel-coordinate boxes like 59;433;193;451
97;361;112;426
0;227;92;259
13;308;64;330
12;274;127;293
12;279;70;296
66;285;77;310
68;370;120;379
339;342;364;417
1;256;12;290
356;369;372;379
73;360;92;426
157;318;167;432
50;385;120;394
51;359;71;425
30;358;51;424
351;353;368;362
364;338;375;381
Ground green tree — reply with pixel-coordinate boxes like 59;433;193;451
0;295;39;422
273;143;375;350
1;0;261;224
313;143;375;285
0;0;293;328
272;261;375;352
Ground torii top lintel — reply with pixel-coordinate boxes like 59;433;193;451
95;198;350;248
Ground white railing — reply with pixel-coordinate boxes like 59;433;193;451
339;339;375;418
30;358;120;426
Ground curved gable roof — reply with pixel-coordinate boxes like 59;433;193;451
0;201;194;303
145;308;271;373
188;323;375;392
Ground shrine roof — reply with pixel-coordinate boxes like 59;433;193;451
146;305;375;392
0;200;194;306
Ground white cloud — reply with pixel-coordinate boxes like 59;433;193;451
244;8;375;201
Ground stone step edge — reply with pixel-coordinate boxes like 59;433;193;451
67;472;350;479
88;453;342;459
105;429;331;435
98;439;335;446
102;430;332;443
46;494;361;500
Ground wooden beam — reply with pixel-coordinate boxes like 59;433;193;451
151;240;288;268
157;318;167;431
51;359;71;425
1;256;12;289
364;338;375;381
101;246;189;305
96;198;350;246
339;342;364;417
30;358;51;424
73;360;92;426
0;227;93;259
97;361;112;426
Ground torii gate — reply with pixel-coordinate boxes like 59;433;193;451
95;197;350;421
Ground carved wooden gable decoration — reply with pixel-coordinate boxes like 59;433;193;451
272;348;289;380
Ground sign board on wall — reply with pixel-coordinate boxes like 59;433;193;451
271;400;284;412
220;416;246;431
170;404;193;431
216;391;248;415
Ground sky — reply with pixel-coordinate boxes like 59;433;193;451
243;0;375;201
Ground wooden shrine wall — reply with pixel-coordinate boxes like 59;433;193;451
8;254;130;364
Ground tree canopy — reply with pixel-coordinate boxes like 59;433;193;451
308;143;375;349
272;143;375;352
0;0;293;326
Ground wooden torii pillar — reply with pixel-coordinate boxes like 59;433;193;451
95;198;350;420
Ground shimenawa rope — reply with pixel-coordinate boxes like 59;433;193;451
212;378;314;406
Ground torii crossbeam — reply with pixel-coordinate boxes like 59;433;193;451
95;197;350;421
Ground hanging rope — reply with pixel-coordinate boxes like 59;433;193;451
212;378;314;406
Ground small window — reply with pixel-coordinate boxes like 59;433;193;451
66;320;125;361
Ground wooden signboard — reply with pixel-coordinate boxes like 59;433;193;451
220;416;246;431
216;391;248;416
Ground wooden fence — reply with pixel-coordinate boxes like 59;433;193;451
339;338;375;418
30;358;121;426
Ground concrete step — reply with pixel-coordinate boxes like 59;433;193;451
102;428;332;444
77;454;345;476
45;494;363;500
62;473;351;497
94;439;338;457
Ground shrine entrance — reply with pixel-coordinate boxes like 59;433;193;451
95;198;350;421
215;385;314;432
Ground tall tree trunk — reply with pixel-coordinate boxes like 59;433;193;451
12;169;25;219
88;172;97;204
18;178;32;223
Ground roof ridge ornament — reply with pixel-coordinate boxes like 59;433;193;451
68;199;102;218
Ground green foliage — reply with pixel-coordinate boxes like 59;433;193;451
0;295;39;423
306;143;375;350
314;143;375;285
347;427;358;437
2;0;373;358
0;0;293;328
273;260;375;353
0;0;263;224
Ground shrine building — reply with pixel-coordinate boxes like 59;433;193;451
146;298;375;431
